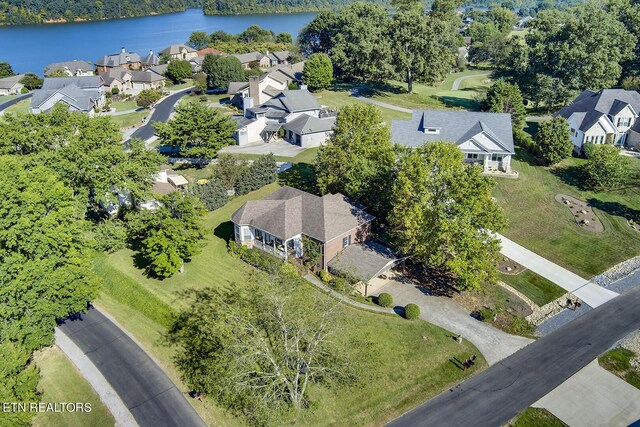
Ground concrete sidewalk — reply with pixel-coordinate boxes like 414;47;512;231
533;360;640;427
498;234;619;307
375;277;533;365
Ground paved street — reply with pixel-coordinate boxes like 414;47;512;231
498;234;619;307
0;92;32;112
451;73;490;90
126;88;191;143
57;307;205;427
387;285;640;427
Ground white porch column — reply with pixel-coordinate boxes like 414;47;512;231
483;154;490;172
503;155;511;173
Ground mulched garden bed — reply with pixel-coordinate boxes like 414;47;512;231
497;256;525;275
555;194;604;232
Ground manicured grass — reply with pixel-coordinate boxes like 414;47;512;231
499;270;566;307
2;99;31;114
110;100;137;112
0;94;22;103
179;93;230;106
165;80;194;91
111;111;147;129
313;88;412;124
599;348;640;389
493;149;640;277
510;407;567;427
32;346;114;427
98;182;486;426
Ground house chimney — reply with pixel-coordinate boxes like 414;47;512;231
243;96;254;118
248;75;260;105
264;50;269;57
149;49;153;56
121;47;126;53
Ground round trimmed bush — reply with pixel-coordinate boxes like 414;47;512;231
404;304;420;320
377;293;393;308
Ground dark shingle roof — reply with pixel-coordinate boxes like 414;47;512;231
232;186;374;242
159;44;196;55
284;115;336;135
555;89;640;132
391;110;515;154
96;51;142;67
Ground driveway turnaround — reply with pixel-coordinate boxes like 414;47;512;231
387;285;640;427
498;234;619;307
57;307;205;427
219;139;307;157
532;360;640;426
375;277;533;365
126;88;191;143
451;73;490;91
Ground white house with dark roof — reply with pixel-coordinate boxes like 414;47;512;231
30;76;105;115
0;74;25;96
555;89;640;151
235;88;336;147
232;186;374;269
391;110;515;173
44;60;94;77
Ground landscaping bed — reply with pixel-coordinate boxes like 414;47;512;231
555;194;604;232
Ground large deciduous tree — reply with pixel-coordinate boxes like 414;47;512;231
388;142;505;291
583;144;630;189
534;117;572;165
298;11;341;55
127;192;205;278
0;61;14;78
391;11;457;93
202;54;244;90
187;31;209;50
165;60;192;83
167;265;354;423
315;104;395;216
154;102;236;159
302;53;333;91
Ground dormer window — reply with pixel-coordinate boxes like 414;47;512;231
425;127;440;134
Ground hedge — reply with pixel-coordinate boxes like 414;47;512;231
404;304;420;320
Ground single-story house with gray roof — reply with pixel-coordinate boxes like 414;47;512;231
232;186;375;269
0;74;25;96
44;60;94;77
391;110;515;172
30;76;105;115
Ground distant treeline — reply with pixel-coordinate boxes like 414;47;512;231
0;0;201;25
0;0;583;25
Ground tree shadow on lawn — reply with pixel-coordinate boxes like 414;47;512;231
214;220;234;243
550;163;588;191
587;198;640;223
437;96;478;111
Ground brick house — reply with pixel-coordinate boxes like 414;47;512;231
231;186;374;270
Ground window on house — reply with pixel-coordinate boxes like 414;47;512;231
466;153;479;159
255;230;263;241
234;225;240;240
242;227;252;241
342;235;351;248
595;135;604;144
570;128;576;135
617;117;631;127
491;154;503;162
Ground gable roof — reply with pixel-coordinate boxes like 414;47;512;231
197;47;224;56
230;52;265;64
140;51;159;66
131;70;165;83
284;114;336;135
31;83;101;112
268;51;290;62
250;89;320;114
159;44;196;55
44;60;93;75
96;51;142;67
555;89;640;132
231;186;374;242
391;110;515;154
41;76;104;90
0;74;25;89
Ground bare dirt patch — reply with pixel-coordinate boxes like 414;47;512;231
498;256;525;275
555;194;604;232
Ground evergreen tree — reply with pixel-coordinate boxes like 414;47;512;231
202;54;244;90
165;60;193;83
302;53;333;91
482;79;527;130
534;117;572;165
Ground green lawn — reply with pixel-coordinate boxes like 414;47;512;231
0;94;22;103
111;111;147;129
599;348;640;389
179;93;231;106
510;407;567;427
110;100;137;112
499;270;566;307
165;79;194;91
32;346;114;427
97;182;486;426
313;88;412;124
493;149;640;278
2;99;31;114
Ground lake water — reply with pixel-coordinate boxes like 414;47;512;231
0;9;316;75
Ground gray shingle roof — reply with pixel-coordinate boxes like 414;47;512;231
231;186;374;242
284;115;336;135
230;52;264;64
159;44;196;55
327;241;401;282
31;82;101;112
96;51;142;67
391;110;515;154
250;89;319;114
0;74;25;90
44;60;93;75
141;52;159;66
555;89;640;132
41;76;104;90
131;70;165;83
